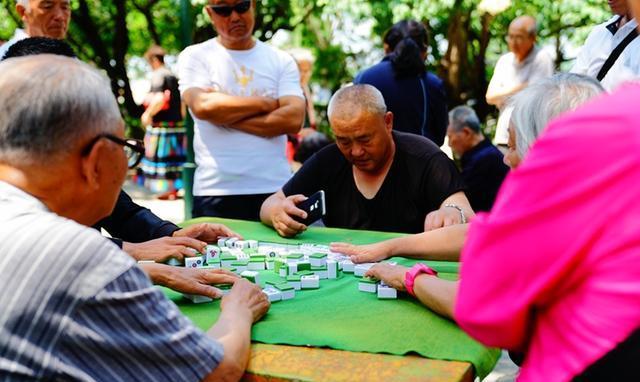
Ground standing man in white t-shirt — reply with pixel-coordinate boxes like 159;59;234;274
571;0;640;91
178;0;306;220
486;16;554;148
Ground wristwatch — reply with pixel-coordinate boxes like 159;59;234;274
404;263;438;297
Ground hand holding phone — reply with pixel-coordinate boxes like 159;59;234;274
294;190;326;226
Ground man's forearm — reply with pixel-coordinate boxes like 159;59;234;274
229;103;304;138
203;310;253;381
259;193;281;227
185;89;277;126
486;82;527;107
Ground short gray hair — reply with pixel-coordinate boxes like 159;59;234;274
327;84;387;121
0;55;122;164
508;73;604;158
449;105;481;133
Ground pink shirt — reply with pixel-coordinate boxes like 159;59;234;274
455;84;640;381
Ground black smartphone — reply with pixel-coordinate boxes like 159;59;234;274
295;190;326;226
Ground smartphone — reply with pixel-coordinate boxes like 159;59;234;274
295;190;326;226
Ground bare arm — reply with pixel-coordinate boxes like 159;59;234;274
413;276;459;319
331;223;468;263
141;92;166;126
486;82;527;108
424;191;475;231
202;280;270;382
182;87;278;126
365;264;459;320
229;96;305;137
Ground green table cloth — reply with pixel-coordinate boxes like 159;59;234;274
168;218;500;379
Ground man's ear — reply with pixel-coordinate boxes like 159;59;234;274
16;3;27;18
79;140;107;191
384;111;394;132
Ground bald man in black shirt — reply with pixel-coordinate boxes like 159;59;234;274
260;85;473;237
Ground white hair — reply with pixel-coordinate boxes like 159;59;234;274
0;55;122;164
508;73;604;158
327;84;387;121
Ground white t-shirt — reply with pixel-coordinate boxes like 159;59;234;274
178;38;303;196
488;46;555;145
571;15;640;91
0;29;29;60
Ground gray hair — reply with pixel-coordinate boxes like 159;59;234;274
449;105;481;133
0;55;121;164
508;73;604;158
327;84;387;121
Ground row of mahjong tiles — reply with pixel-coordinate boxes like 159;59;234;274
178;237;398;303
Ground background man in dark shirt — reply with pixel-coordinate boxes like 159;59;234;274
447;106;509;212
260;84;473;237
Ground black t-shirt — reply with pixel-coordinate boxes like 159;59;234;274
149;68;182;123
282;131;465;233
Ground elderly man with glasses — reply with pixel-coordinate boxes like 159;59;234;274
486;15;554;150
0;55;270;380
2;36;254;302
178;0;306;221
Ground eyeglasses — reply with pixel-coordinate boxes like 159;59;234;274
81;134;145;169
207;0;251;17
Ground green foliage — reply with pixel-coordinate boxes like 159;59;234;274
0;0;612;129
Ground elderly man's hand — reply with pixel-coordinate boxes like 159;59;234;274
222;279;271;323
271;194;308;237
173;223;242;243
330;241;392;264
147;265;239;299
424;206;465;231
123;236;207;263
364;264;409;292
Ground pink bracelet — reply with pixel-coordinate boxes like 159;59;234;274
404;264;438;297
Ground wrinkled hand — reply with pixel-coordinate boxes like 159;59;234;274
154;266;239;299
330;242;391;264
122;236;207;263
365;264;409;292
174;223;242;243
424;206;464;231
222;279;271;323
271;194;308;237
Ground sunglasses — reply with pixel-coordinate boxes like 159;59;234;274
82;134;145;169
207;1;251;17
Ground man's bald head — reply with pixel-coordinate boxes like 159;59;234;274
507;15;537;61
327;84;387;122
510;16;537;37
326;85;396;175
0;55;121;165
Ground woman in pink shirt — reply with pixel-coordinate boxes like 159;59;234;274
360;74;640;380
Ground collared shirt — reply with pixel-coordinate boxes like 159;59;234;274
0;182;223;381
456;84;640;382
571;15;640;91
0;29;29;60
460;139;509;212
489;46;555;145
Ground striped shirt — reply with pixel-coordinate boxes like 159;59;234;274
0;182;223;381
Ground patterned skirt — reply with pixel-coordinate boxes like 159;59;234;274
136;121;187;193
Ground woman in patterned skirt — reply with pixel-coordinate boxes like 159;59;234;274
139;45;186;199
